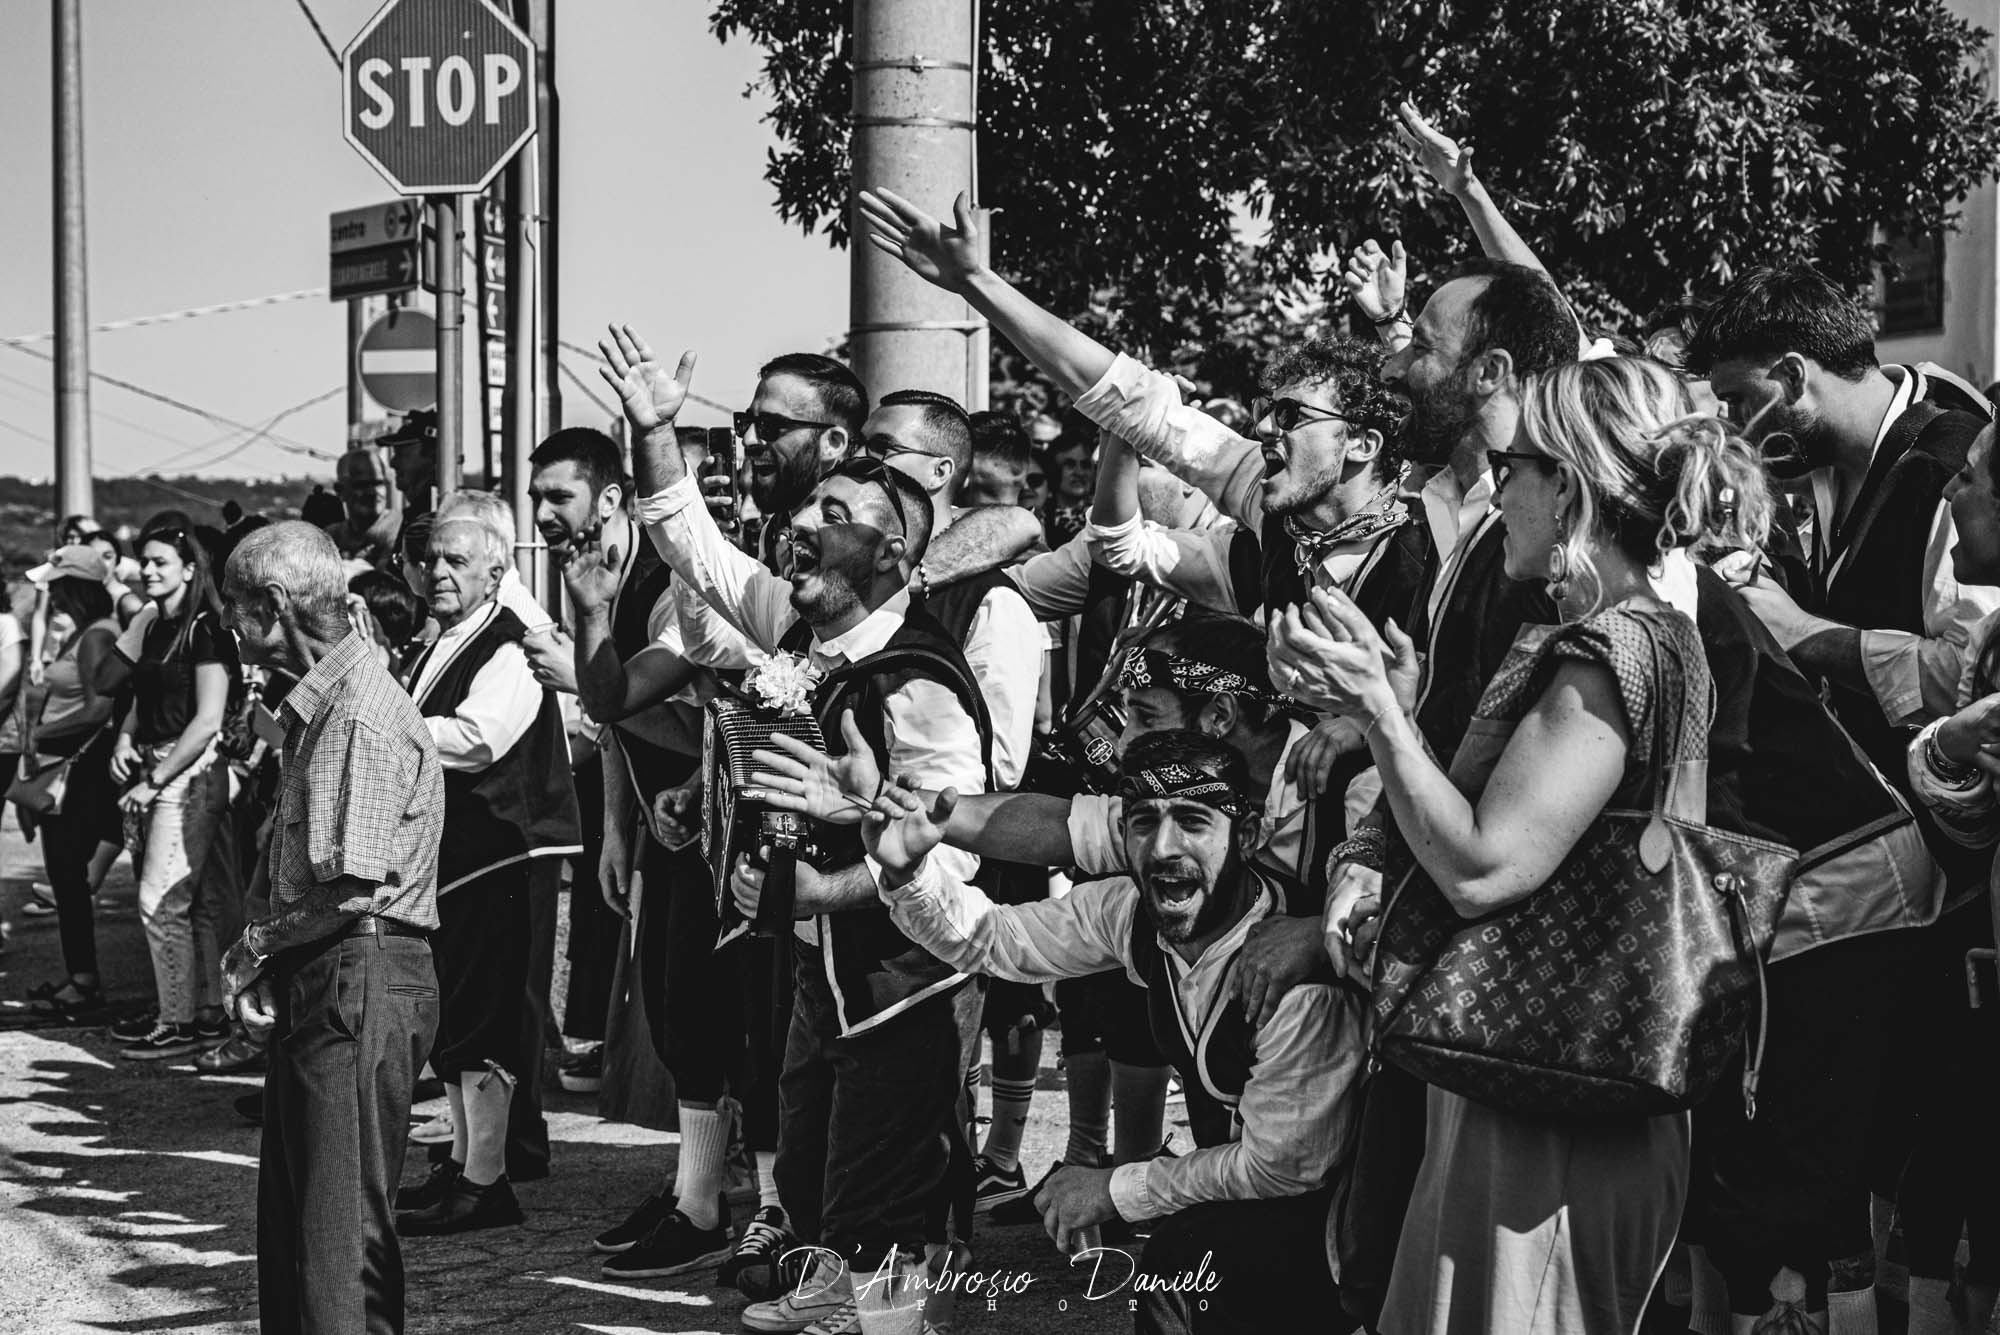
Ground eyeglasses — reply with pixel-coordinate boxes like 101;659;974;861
1485;449;1555;488
822;456;910;538
734;410;834;442
1024;472;1047;488
1251;396;1364;435
862;434;948;463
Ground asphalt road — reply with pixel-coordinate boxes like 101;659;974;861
0;808;1142;1335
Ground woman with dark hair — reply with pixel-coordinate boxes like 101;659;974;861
347;568;429;679
98;517;240;1059
22;555;122;1015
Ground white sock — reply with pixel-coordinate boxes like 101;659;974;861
981;1076;1037;1174
673;1104;728;1231
1906;1277;1955;1335
1827;1284;1879;1335
755;1150;782;1212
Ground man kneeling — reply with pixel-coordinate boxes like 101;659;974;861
863;730;1363;1334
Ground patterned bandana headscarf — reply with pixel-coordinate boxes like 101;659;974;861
1118;647;1312;720
1115;761;1260;823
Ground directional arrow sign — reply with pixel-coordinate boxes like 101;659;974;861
330;199;423;254
331;240;422;302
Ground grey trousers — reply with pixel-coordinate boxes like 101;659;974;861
258;929;438;1335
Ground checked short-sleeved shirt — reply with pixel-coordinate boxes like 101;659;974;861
269;629;444;930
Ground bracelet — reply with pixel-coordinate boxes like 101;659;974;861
1370;305;1410;327
1328;827;1388;872
1924;725;1979;787
1363;702;1405;743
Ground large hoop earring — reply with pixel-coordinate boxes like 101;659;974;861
1546;511;1572;602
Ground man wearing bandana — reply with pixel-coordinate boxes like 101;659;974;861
864;730;1364;1335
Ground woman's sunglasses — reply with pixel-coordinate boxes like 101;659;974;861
1486;449;1555;487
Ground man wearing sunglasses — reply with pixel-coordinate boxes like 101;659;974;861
600;324;1000;1332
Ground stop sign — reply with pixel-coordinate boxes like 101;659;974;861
342;0;537;196
358;309;439;411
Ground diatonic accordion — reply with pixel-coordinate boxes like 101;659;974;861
703;697;829;938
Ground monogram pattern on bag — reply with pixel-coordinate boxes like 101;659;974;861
1370;604;1800;1119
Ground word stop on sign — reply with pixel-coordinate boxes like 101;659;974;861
354;53;523;130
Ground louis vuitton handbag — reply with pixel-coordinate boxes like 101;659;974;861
1368;610;1799;1120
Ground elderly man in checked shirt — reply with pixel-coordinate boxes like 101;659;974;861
218;521;445;1335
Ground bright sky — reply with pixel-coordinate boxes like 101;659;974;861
0;0;849;482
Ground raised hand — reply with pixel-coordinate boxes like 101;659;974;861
857;189;988;294
1396;100;1476;195
596;323;697;435
1342;239;1407;324
559;524;624;615
862;776;959;881
746;709;880;824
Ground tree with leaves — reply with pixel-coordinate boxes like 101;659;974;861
710;0;2000;362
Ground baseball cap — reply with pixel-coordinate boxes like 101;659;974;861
25;544;108;586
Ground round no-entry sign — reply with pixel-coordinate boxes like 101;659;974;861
358;309;439;411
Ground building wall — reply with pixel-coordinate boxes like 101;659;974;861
1878;0;2000;390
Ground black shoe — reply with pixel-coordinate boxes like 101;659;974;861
194;1031;266;1074
990;1159;1063;1225
234;1091;263;1125
396;1157;463;1211
396;1175;523;1236
119;1022;205;1061
192;1013;230;1042
109;1009;160;1043
600;1200;731;1279
971;1154;1030;1212
412;1075;445;1103
719;1204;795;1298
591;1187;677;1254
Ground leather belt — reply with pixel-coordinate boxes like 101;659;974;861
344;915;429;941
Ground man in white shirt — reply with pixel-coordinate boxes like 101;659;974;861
865;730;1362;1335
599;324;993;1332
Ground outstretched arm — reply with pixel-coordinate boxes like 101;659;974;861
923;503;1043;587
1397;101;1548;275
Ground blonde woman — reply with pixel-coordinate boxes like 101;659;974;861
1273;357;1772;1335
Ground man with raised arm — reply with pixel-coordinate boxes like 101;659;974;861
596;325;994;1334
862;730;1363;1335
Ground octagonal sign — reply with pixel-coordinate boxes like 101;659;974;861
342;0;537;196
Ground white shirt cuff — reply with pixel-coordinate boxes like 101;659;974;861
1083;513;1144;544
1108;1161;1158;1222
1067;794;1126;876
1858;628;1924;726
635;475;701;528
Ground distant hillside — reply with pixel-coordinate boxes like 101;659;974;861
0;474;322;588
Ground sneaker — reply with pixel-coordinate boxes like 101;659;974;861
591;1187;677;1254
721;1204;794;1298
396;1175;524;1235
557;1046;603;1093
408;1109;455;1146
600;1201;731;1280
989;1159;1064;1225
20;884;57;917
192;1013;230;1042
194;1030;266;1074
396;1157;463;1211
741;1251;851;1333
971;1155;1029;1212
120;1022;205;1061
109;1009;161;1043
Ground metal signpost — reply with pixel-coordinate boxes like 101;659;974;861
341;0;537;499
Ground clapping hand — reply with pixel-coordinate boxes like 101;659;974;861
861;776;959;884
746;709;881;824
1396;100;1477;195
1936;691;2000;781
857;189;989;295
1268;589;1417;719
559;524;623;614
522;626;577;695
1342;239;1407;325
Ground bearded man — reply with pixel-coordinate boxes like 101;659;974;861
865;730;1363;1335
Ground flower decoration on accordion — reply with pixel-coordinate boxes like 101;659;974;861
745;651;825;716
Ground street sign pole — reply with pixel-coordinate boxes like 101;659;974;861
434;194;463;499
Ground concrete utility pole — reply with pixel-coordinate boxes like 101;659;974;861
849;0;980;404
53;0;93;521
433;194;464;499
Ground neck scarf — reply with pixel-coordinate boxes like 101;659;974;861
1285;480;1410;579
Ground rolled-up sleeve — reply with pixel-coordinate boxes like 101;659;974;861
1907;717;2000;848
1109;982;1362;1221
636;475;797;652
882;858;1134;983
1085;513;1242;613
1006;532;1095;620
1067;794;1130;876
1858;505;2000;725
1073;354;1268;531
307;715;419;885
425;641;543;771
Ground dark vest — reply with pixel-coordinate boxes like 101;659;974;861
415;605;583;893
777;604;996;1034
1126;876;1337;1152
608;542;700;801
1231;511;1433;629
1408;517;1559;763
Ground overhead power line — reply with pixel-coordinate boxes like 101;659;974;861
0;288;330;346
557;337;734;416
293;0;342;67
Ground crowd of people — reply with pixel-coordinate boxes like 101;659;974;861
7;104;2000;1335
